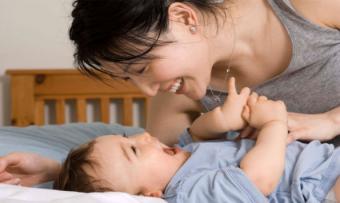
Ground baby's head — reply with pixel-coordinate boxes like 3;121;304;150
54;132;190;197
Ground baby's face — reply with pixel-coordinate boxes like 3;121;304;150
88;132;190;196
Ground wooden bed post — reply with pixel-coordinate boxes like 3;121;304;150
8;75;35;126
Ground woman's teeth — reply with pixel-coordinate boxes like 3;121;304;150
169;78;182;93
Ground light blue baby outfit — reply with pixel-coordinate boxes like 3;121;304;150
163;131;340;203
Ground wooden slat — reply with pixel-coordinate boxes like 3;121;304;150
76;99;87;122
34;99;45;125
122;97;133;125
9;75;35;126
38;94;143;100
144;98;150;121
7;69;149;127
100;98;110;123
6;69;80;75
55;99;65;124
35;75;140;95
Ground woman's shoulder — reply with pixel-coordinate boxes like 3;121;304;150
290;0;340;29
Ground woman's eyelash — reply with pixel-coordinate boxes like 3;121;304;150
136;67;146;74
123;77;130;81
131;146;137;154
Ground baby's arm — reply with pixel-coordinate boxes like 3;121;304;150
240;93;288;196
190;78;250;141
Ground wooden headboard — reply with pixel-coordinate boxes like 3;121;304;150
6;69;149;127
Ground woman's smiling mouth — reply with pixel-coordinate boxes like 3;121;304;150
168;78;184;93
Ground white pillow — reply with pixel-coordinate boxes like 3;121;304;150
0;184;167;203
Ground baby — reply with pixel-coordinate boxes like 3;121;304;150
54;78;340;203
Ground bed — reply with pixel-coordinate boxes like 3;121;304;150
1;69;166;203
2;69;338;203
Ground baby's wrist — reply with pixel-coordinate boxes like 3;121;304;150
262;120;287;129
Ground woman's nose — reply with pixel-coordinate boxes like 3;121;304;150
129;76;159;96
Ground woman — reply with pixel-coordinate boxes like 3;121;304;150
70;0;340;144
0;0;339;186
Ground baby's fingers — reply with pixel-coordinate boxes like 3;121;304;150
258;96;267;101
242;105;250;121
247;92;258;106
240;87;251;98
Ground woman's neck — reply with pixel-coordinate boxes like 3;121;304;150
208;0;291;90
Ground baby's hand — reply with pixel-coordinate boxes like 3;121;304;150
242;93;287;129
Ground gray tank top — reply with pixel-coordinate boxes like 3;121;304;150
201;0;340;114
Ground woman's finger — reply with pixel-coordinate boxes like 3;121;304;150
227;77;237;95
286;134;296;144
288;130;307;141
0;153;22;169
0;172;14;182
2;178;20;185
287;113;298;127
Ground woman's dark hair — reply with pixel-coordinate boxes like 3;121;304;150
69;0;226;79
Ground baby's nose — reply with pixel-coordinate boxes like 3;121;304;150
143;132;158;142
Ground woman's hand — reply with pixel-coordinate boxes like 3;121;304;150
189;77;250;141
287;110;340;143
218;77;251;131
0;152;61;187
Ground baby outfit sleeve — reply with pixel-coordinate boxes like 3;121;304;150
177;128;193;147
173;166;268;203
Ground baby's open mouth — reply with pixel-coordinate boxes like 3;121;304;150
163;147;180;155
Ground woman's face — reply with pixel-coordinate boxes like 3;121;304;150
106;25;215;100
103;3;222;100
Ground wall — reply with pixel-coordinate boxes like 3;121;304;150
0;0;74;126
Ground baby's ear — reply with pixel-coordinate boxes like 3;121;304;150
142;190;163;198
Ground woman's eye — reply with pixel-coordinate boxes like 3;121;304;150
137;66;146;74
131;146;137;154
123;77;130;81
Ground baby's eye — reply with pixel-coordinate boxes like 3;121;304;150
131;146;137;154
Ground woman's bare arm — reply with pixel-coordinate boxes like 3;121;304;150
287;106;340;143
291;0;340;29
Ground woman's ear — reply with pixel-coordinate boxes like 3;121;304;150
168;3;199;28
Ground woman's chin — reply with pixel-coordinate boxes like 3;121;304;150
185;90;206;100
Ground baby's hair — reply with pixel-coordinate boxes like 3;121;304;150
69;0;228;80
53;140;112;192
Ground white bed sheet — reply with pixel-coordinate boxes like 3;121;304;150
0;184;167;203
